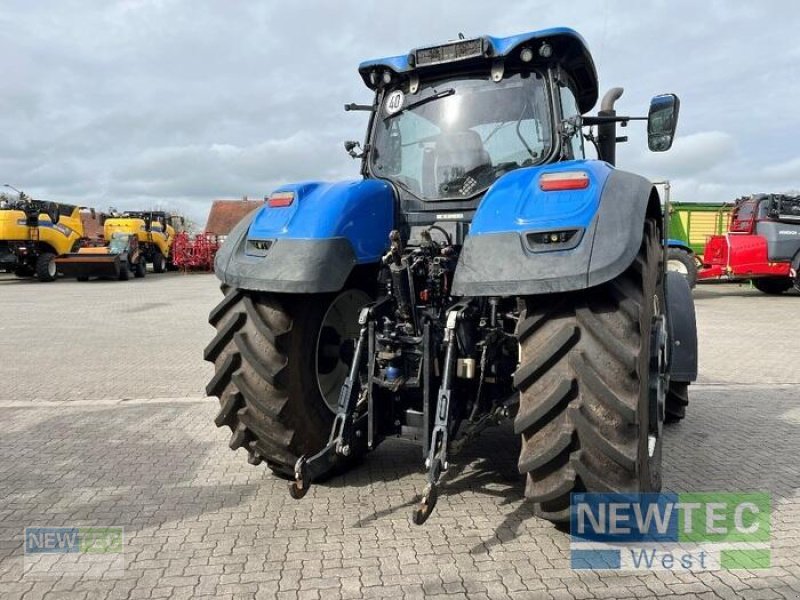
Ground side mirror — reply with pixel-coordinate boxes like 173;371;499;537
648;94;680;152
344;140;365;159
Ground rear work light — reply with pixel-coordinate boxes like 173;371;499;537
267;192;295;208
539;171;590;191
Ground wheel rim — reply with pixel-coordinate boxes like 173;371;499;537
47;258;56;278
315;289;371;413
666;258;688;276
648;313;668;458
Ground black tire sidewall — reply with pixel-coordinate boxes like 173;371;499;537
286;294;339;437
153;253;166;273
119;261;131;280
35;252;57;282
667;248;698;288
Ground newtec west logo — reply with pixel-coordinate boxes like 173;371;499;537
570;493;770;571
25;527;123;554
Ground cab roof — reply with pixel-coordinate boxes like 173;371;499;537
358;27;598;114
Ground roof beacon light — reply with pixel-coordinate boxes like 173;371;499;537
267;191;295;208
539;42;553;58
539;171;590;191
520;47;534;63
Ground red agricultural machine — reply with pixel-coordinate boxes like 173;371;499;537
698;193;800;294
171;232;221;271
170;198;265;271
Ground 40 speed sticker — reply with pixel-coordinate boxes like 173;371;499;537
385;90;404;114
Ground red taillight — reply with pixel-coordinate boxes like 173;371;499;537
539;171;590;191
267;192;295;208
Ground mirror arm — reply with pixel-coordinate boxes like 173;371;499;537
344;103;376;112
582;115;647;125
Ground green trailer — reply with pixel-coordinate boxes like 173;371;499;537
669;202;732;256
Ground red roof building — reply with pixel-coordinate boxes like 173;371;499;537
205;199;266;236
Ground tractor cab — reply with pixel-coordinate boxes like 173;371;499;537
352;29;679;232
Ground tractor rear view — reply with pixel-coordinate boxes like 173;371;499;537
205;28;698;524
698;194;800;293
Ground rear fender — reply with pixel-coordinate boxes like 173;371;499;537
452;161;657;295
665;272;698;382
667;239;694;254
215;180;394;293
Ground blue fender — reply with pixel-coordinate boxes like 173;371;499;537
667;239;693;254
214;180;394;293
452;159;656;295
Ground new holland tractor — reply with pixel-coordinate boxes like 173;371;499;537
205;28;698;525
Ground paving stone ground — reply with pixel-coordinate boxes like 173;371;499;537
0;273;798;599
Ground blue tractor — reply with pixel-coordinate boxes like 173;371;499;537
205;28;698;525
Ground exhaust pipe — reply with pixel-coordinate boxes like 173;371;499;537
598;87;624;166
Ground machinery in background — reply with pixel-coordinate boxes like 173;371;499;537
103;211;180;273
662;195;735;289
698;194;800;294
171;233;221;271
171;199;265;271
0;189;103;282
55;232;146;281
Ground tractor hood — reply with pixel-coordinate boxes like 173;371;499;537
359;27;598;113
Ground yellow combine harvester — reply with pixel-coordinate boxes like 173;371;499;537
0;190;101;282
103;211;182;273
55;232;147;281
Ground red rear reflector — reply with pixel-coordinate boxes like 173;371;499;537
267;192;294;207
539;171;590;191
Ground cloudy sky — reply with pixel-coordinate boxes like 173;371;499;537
2;0;799;226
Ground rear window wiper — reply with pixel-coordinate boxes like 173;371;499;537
384;88;455;120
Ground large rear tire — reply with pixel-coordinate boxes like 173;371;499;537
204;286;370;477
514;220;664;523
666;248;697;288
